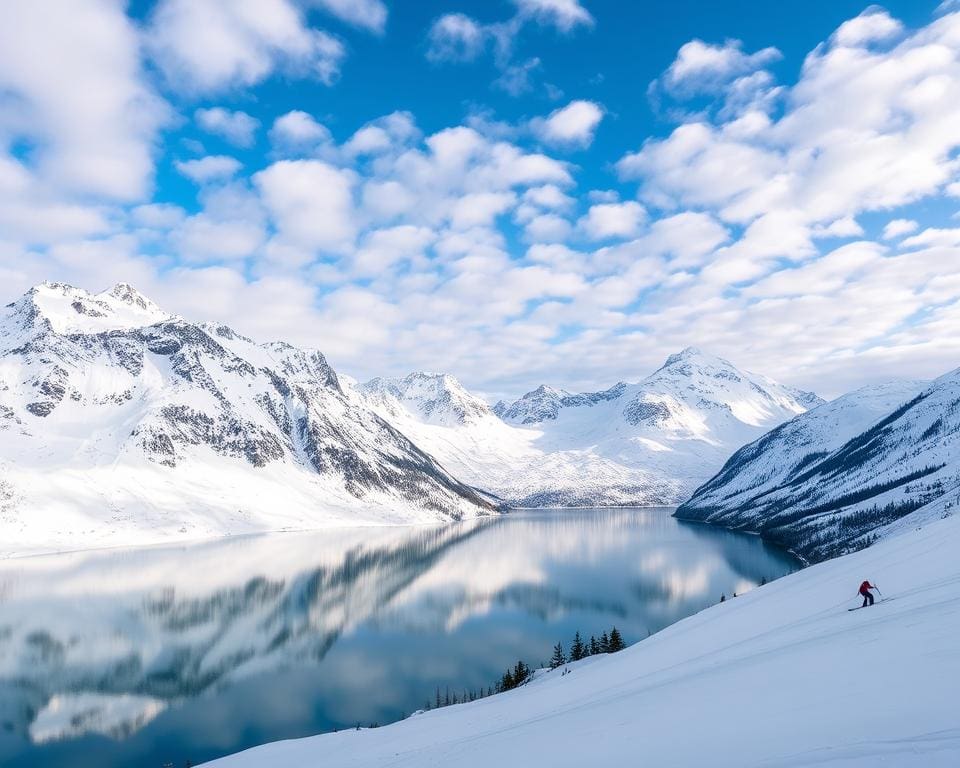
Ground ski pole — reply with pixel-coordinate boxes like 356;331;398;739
875;584;883;597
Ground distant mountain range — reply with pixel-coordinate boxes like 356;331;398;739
4;281;954;562
357;349;821;507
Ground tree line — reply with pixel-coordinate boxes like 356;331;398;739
423;626;628;712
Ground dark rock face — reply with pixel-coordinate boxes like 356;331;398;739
623;398;672;427
501;382;627;424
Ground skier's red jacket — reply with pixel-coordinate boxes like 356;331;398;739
859;581;874;596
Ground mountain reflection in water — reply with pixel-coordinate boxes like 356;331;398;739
0;508;799;768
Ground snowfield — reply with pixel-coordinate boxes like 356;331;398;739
205;511;960;768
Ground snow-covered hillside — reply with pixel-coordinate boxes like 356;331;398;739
0;283;494;556
358;349;821;507
205;502;960;768
678;372;960;562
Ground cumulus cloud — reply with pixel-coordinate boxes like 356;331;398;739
579;201;646;240
426;14;487;63
661;39;782;96
882;218;919;239
531;100;604;148
524;213;573;243
512;0;594;32
175;155;242;183
148;0;346;93
173;184;266;263
196;108;260;147
254;160;357;254
268;110;331;149
0;0;169;201
833;8;903;47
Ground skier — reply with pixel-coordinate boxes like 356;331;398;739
858;580;877;607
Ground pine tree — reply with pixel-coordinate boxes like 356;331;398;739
608;626;625;652
720;593;726;603
514;660;529;686
600;631;610;653
590;635;600;655
435;687;441;709
445;687;451;706
570;631;586;661
550;641;566;668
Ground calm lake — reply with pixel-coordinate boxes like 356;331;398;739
0;508;799;767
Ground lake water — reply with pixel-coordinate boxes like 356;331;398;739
0;508;799;768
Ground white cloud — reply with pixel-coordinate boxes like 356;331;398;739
833;9;903;47
0;0;168;201
524;214;573;243
900;227;960;249
426;14;487;63
621;7;960;270
450;192;517;229
512;0;594;32
131;204;186;230
662;39;781;96
426;2;592;96
148;0;345;94
812;216;864;239
579;202;646;240
523;185;575;211
175;155;242;183
195;108;260;147
343;112;420;157
307;0;388;34
254;160;357;253
493;57;542;96
173;183;266;263
269;110;331;148
882;218;919;239
352;225;435;277
532;100;604;148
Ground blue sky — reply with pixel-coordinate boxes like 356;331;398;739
1;0;959;399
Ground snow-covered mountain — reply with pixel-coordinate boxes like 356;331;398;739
0;283;494;556
677;372;960;562
357;348;822;507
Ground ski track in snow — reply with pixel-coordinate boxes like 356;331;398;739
204;512;960;768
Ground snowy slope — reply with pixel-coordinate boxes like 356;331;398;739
0;283;494;556
205;504;960;767
678;372;960;562
358;349;822;507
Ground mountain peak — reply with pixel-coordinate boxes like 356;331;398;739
661;346;713;369
10;282;171;336
104;282;158;311
360;371;492;426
